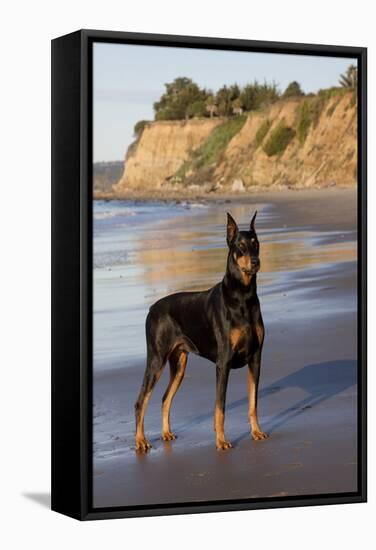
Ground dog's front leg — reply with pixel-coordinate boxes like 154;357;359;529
248;350;268;440
215;362;232;450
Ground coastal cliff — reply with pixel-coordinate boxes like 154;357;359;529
111;91;357;198
114;118;221;191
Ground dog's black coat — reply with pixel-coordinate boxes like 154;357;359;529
135;212;267;451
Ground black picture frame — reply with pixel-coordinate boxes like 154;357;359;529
51;29;367;520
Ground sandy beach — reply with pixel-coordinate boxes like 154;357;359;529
93;188;357;508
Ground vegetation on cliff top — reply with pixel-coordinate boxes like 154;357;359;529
133;119;150;137
282;81;305;98
132;64;357;134
152;77;281;122
339;64;357;89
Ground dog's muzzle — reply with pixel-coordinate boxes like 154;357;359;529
241;258;260;275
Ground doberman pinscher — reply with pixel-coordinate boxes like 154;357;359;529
135;211;267;452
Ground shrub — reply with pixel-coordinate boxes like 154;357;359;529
175;116;247;179
133;120;149;137
310;96;327;126
263;121;295;156
326;99;341;117
255;120;271;147
296;93;333;145
317;86;347;101
239;81;280;112
186;100;207;118
283;81;304;98
191;116;247;168
296;101;312;144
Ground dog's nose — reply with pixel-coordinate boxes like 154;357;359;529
250;258;260;272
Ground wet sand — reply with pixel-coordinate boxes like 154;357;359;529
93;188;358;508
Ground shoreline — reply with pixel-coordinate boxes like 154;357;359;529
93;184;356;203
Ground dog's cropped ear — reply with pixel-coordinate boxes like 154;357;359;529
250;210;257;232
227;213;238;246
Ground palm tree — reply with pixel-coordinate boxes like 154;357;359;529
339;65;357;89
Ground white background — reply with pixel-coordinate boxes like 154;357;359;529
1;1;373;548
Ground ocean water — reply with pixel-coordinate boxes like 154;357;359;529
93;200;210;269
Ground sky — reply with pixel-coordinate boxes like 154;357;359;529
93;42;355;162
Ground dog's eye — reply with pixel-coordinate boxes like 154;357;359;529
238;243;246;254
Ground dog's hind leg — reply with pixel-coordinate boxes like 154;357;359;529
161;348;187;441
135;353;165;453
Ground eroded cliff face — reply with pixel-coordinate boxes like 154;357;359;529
112;92;356;197
113;118;221;192
214;93;356;188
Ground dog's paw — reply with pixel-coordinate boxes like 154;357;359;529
216;439;233;451
252;430;269;441
135;438;151;453
162;431;177;441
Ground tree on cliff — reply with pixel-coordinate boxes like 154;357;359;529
339;65;357;89
213;84;240;116
152;77;280;121
187;100;207;118
283;81;305;98
240;81;280;111
240;83;257;111
232;97;244;115
153;77;208;120
215;86;233;116
205;94;218;118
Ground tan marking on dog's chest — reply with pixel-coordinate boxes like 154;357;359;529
230;327;247;350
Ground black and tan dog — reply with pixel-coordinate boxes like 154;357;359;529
135;211;267;452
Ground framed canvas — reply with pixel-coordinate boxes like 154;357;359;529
51;29;367;520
